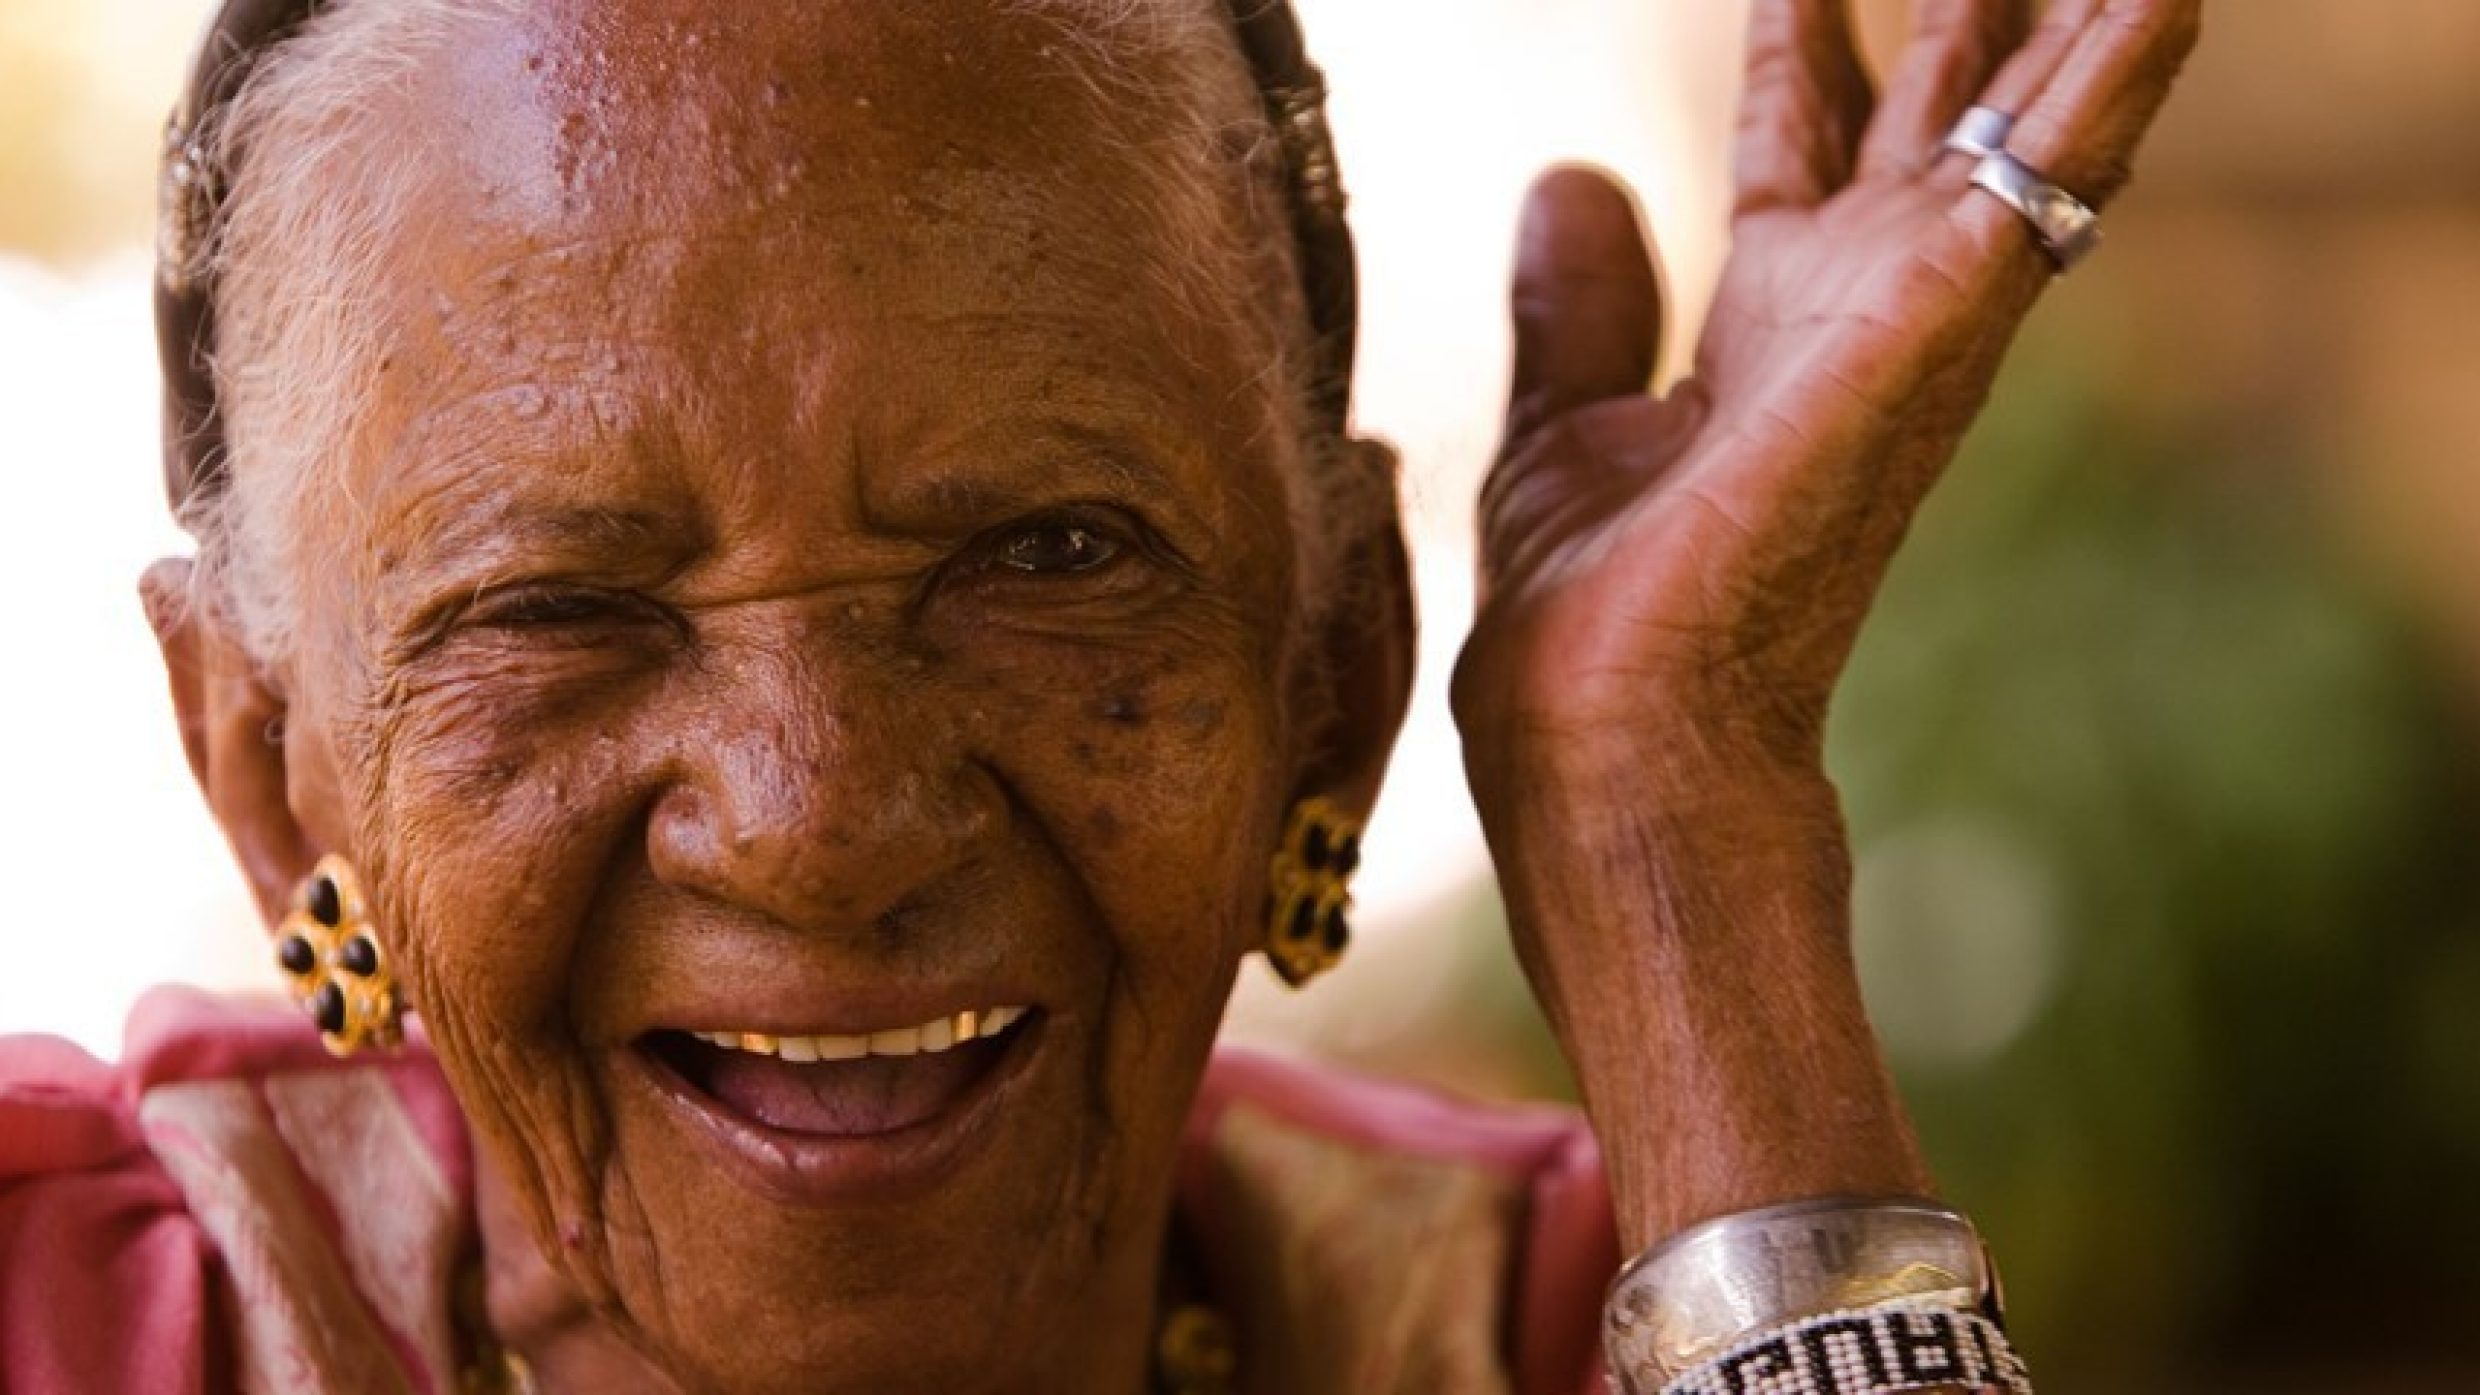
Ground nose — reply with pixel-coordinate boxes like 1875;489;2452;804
646;632;1002;935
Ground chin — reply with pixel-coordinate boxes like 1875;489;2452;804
561;1005;1160;1395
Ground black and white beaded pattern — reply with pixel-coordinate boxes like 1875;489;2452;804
1649;1304;2032;1395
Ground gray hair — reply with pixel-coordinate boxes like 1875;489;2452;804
184;0;1386;673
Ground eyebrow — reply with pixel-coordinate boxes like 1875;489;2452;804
388;493;705;594
470;503;694;559
860;416;1191;525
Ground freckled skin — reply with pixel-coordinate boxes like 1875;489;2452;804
253;3;1366;1392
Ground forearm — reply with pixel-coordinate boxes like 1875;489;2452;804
1491;742;2003;1394
1479;734;1932;1255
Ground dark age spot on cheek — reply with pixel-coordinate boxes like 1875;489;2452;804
1086;804;1123;846
1178;698;1225;734
1059;673;1173;781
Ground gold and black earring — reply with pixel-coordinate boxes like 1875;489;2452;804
274;855;402;1056
1264;796;1363;988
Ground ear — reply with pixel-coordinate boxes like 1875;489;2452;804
141;558;322;925
1294;436;1418;822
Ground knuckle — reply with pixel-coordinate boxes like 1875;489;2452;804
1745;0;1808;65
1908;0;1977;43
2032;0;2097;44
2094;5;2154;47
2102;0;2202;54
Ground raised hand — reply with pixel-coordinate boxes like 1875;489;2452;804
1451;0;2203;1248
1458;0;2201;786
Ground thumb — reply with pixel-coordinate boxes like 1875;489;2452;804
1504;165;1665;450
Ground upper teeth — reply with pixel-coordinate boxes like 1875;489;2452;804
696;1006;1027;1062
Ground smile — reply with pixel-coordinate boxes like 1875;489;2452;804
632;1003;1046;1205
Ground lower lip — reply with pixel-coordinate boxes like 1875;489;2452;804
625;1016;1045;1207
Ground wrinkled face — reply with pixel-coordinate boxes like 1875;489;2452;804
285;2;1316;1390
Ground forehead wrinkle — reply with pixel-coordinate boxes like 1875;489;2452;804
418;177;1071;316
419;0;1112;270
399;211;1104;431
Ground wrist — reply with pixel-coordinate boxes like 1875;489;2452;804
1472;723;1851;962
1465;708;1836;849
1468;737;1930;1251
1548;906;1932;1252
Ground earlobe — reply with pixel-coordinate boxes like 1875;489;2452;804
140;557;319;924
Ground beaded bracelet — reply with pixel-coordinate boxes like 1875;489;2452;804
1654;1302;2033;1395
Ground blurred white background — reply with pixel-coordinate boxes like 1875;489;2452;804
0;0;1751;1058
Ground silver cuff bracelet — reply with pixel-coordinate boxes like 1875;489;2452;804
1603;1196;2003;1393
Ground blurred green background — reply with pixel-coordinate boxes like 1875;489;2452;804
8;1;2480;1391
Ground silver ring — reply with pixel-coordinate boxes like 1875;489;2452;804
1970;150;2103;271
1942;105;2015;161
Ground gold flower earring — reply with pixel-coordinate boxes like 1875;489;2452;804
1264;797;1363;988
273;855;403;1056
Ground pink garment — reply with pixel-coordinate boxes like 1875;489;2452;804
0;988;1615;1394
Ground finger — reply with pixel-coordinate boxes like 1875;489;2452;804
1859;0;2031;178
1503;166;1663;450
1949;0;2103;147
1911;0;2102;187
1733;0;1876;218
2001;0;2203;205
1948;0;2201;286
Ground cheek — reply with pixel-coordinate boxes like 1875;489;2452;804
947;622;1288;1268
365;651;655;1020
959;618;1290;989
347;657;660;1293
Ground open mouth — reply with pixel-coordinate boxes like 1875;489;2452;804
640;1006;1037;1139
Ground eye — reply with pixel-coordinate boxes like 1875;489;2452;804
466;584;645;630
990;519;1125;575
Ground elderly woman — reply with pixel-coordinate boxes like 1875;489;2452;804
0;0;2197;1391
